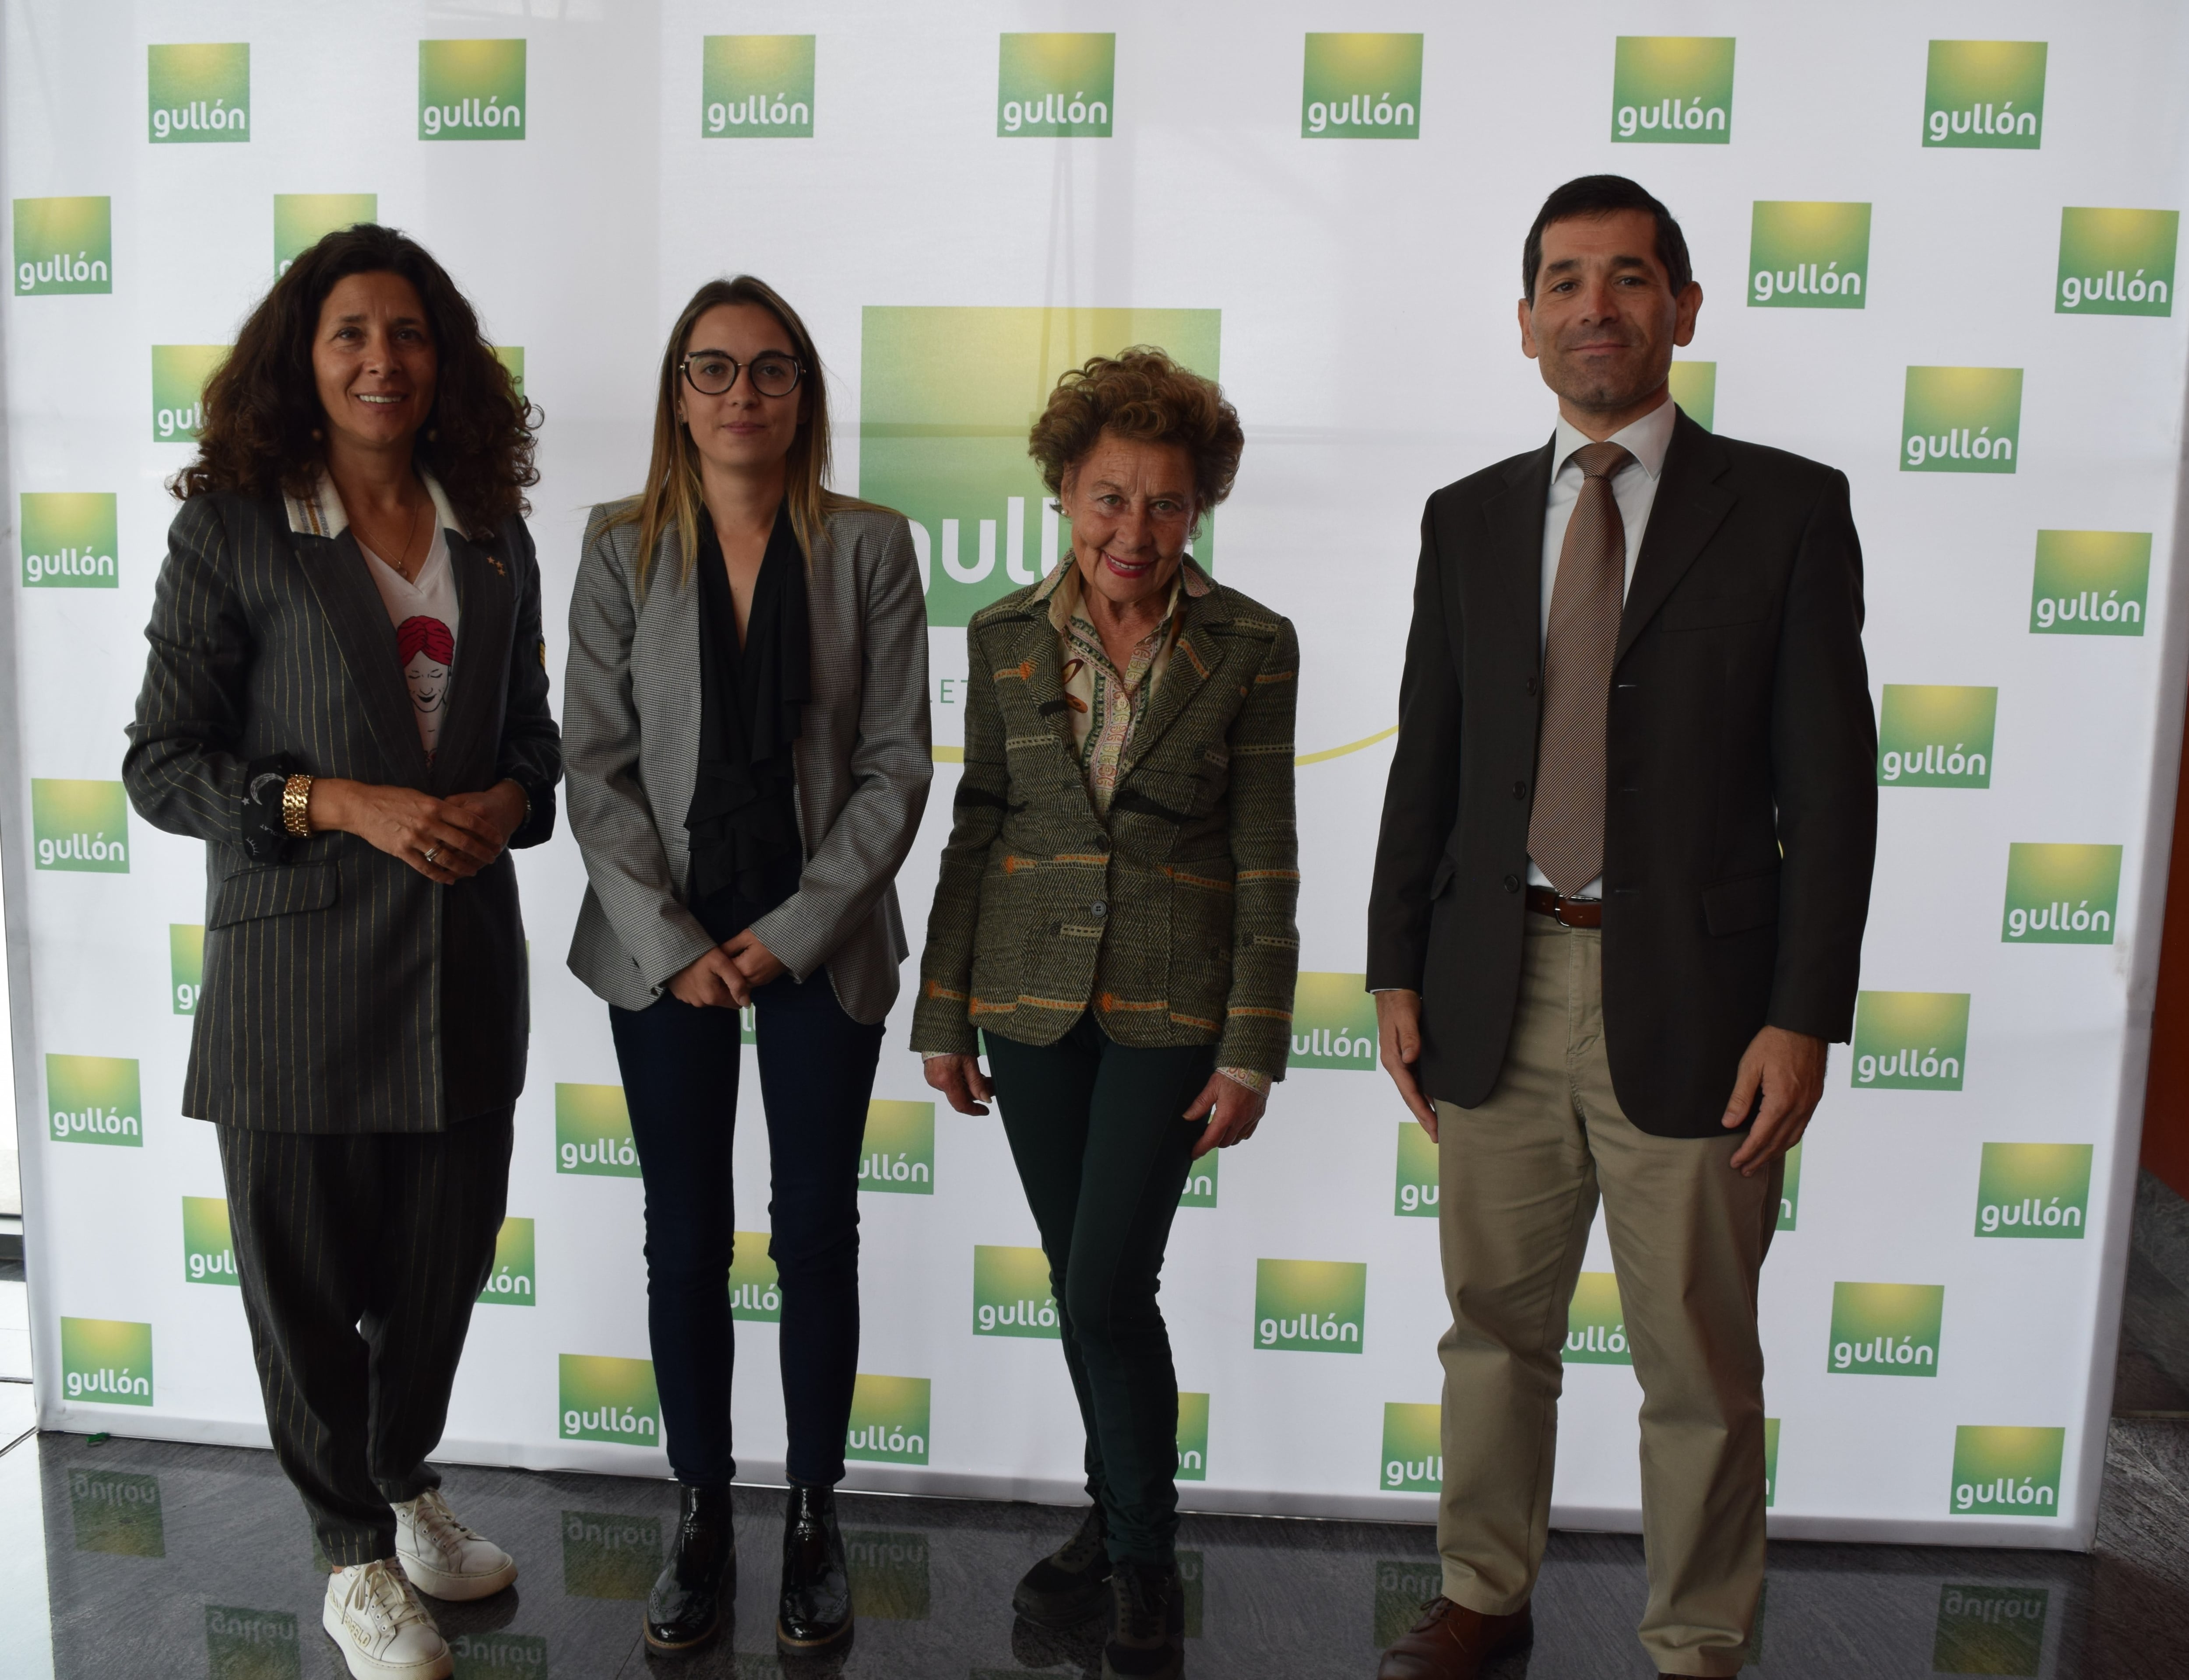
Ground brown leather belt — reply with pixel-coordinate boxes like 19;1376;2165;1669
1526;885;1603;928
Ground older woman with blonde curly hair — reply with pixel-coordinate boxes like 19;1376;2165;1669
912;347;1299;1680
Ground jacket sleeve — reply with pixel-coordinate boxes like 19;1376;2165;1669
560;514;716;992
910;615;1007;1056
749;518;934;980
494;517;563;848
1766;469;1877;1041
1215;615;1302;1080
1365;499;1464;992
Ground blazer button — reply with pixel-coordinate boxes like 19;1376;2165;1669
1524;675;1539;696
1091;834;1110;852
1502;875;1520;893
1512;780;1527;800
1091;900;1108;918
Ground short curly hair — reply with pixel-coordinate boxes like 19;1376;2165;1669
1028;347;1243;518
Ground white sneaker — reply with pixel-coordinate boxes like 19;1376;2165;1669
321;1557;453;1680
393;1487;519;1601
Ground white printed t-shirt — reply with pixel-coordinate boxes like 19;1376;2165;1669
360;527;461;762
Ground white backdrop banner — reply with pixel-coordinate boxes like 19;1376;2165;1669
5;0;2189;1551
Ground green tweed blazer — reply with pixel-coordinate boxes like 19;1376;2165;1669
912;564;1301;1079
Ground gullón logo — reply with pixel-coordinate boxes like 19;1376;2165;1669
1851;991;1970;1090
477;1216;535;1304
204;1606;298;1680
447;1632;546;1678
1877;685;1995;789
1394;1121;1437;1217
846;1530;931;1621
152;344;227;442
2031;530;2149;636
1179;1148;1218;1209
21;491;118;588
1827;1281;1944;1377
1301;34;1422;139
32;779;130;872
1749;202;1871;309
182;1195;238;1285
555;1082;639;1176
1611;37;1733;144
1932;1584;2048;1676
702;35;814;138
1254;1258;1366;1353
1668;361;1715;432
61;1317;154;1406
275;194;377;278
1951;1425;2064;1516
419;40;525;141
861;1099;935;1194
1764;1417;1781;1508
1975;1142;2091;1239
1778;1141;1802;1231
1565;1271;1631;1365
172;924;203;1015
729;1231;781;1322
14;197;111;295
148;43;250;143
2057;207;2178;317
47;1054;142;1147
997;34;1113;137
561;1509;661;1600
71;1469;165;1557
1901;367;2021;473
1923;41;2045;149
1176;1390;1209;1481
558;1353;660;1445
845;1373;931;1464
1292;972;1376;1068
973;1244;1059;1337
1380;1402;1441;1492
2002;843;2121;945
859;307;1221;627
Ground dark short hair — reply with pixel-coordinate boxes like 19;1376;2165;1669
1521;175;1693;303
1028;347;1243;517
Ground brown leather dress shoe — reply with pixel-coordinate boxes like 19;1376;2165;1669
1377;1597;1533;1679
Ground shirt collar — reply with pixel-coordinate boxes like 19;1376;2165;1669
1037;553;1212;636
287;469;461;541
1552;392;1679;484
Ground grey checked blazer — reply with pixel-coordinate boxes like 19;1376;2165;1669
123;490;563;1132
563;502;932;1021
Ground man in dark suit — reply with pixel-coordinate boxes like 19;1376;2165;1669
1367;176;1876;1679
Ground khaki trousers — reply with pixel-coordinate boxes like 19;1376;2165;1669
1434;915;1781;1678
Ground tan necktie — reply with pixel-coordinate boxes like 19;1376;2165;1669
1528;442;1633;896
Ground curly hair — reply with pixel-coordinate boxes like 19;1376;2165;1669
171;224;539;537
1028;347;1243;518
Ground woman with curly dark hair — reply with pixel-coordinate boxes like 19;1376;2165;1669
123;223;560;1680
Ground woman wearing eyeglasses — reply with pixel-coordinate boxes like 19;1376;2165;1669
563;276;931;1657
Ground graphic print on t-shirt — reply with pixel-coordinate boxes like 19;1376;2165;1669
397;615;454;760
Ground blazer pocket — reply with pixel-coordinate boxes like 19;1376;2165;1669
209;863;340;928
1661;590;1772;633
1702;869;1780;936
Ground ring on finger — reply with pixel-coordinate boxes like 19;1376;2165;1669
422;846;440;865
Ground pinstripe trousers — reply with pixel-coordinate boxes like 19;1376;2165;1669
217;1111;513;1564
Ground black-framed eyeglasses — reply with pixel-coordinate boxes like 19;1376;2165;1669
679;349;803;398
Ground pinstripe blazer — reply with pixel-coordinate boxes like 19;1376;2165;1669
122;489;562;1132
562;502;932;1021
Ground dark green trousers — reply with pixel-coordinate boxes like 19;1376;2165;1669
984;1016;1214;1565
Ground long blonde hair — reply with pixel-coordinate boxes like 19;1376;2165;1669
611;274;872;592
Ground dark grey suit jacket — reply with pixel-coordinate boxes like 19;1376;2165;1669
123;489;562;1132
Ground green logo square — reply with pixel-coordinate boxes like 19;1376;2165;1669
1902;366;2022;474
558;1354;660;1446
32;779;130;872
71;1469;165;1557
492;345;524;400
861;1099;935;1194
1975;1143;2091;1239
1827;1281;1944;1376
148;43;250;143
1254;1258;1366;1353
61;1317;155;1406
20;492;118;589
1292;972;1377;1068
478;1216;535;1304
846;1530;930;1620
275;194;377;279
1379;1402;1441;1492
1611;37;1734;143
1924;42;2046;149
1749;202;1871;309
1176;1391;1209;1481
1565;1272;1631;1365
1764;1417;1781;1508
2057;207;2178;316
2031;530;2149;635
1778;1141;1803;1231
447;1631;547;1678
1179;1148;1219;1209
1373;1560;1446;1649
560;1508;661;1600
1668;361;1715;432
702;35;814;137
1302;35;1422;138
1878;685;1996;788
858;306;1221;626
204;1606;299;1680
973;1244;1059;1338
419;39;526;140
730;1230;781;1322
183;1195;238;1285
152;344;227;443
1932;1583;2048;1674
171;924;204;1015
1951;1426;2065;1516
555;1083;639;1175
1394;1122;1437;1217
47;1053;143;1147
1852;991;1970;1090
998;34;1113;137
14;197;111;295
846;1373;930;1464
2002;843;2121;944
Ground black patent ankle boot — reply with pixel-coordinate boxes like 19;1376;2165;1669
644;1483;735;1651
775;1481;853;1652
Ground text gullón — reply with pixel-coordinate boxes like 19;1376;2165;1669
52;1106;139;1141
482;1265;532;1297
1831;1336;1935;1370
978;1295;1057;1332
1880;744;1987;782
845;1422;926;1456
2061;271;2170;310
730;1279;780;1314
65;1364;150;1399
1929;103;2037;143
23;547;116;583
1258;1313;1359;1346
1979;1195;2084;1235
1306;94;1416;134
860;1150;930;1185
19;252;108;293
563;1405;656;1439
1940;1589;2048;1621
1000;92;1108;131
422;97;522;137
1293;1026;1374;1061
1616;98;1726;138
560;1136;637;1170
2036;589;2140;629
1566;1322;1628;1357
1954;1476;2057;1511
2006;900;2110;939
1906;429;2012;467
1753;263;1862;302
152;99;245;139
1384;1453;1442;1489
1856;1047;1960;1084
205;1611;289;1645
707;94;809;133
155;401;203;441
187;1247;236;1281
39;831;127;867
1397;1180;1439;1213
